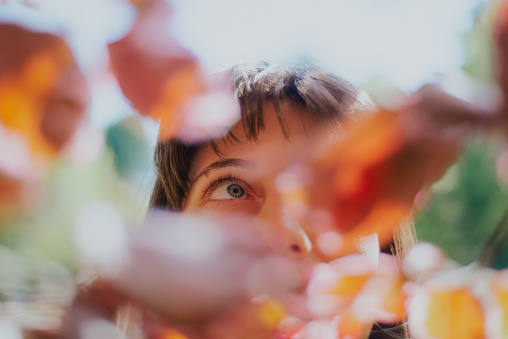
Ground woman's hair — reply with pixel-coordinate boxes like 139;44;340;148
150;61;375;211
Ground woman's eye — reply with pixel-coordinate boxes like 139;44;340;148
210;183;246;200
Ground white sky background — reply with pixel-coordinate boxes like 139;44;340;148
170;0;484;90
0;0;486;128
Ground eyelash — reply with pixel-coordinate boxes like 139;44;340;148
203;174;244;197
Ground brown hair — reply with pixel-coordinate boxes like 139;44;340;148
150;61;375;210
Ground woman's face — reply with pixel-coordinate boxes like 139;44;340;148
183;100;322;260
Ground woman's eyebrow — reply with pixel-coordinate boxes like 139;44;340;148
191;158;255;187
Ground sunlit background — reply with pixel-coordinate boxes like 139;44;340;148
0;0;506;287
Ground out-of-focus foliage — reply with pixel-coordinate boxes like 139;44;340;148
463;2;495;82
0;142;150;270
415;138;508;268
105;116;152;180
292;110;458;259
414;0;508;268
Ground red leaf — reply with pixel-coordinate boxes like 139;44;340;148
108;0;204;126
306;109;458;258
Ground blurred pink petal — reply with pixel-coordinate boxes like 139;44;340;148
177;86;240;143
73;203;129;274
402;242;450;284
0;123;46;181
0;23;89;155
103;210;272;323
61;119;104;165
0;123;45;218
307;253;404;324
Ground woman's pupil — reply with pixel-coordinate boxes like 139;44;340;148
227;184;244;198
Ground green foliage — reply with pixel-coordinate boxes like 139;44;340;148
415;138;508;268
0;116;153;272
106;115;152;180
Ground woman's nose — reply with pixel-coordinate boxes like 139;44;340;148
257;193;311;260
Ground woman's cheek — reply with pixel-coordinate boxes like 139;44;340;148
202;199;261;215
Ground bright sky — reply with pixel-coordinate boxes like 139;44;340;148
0;0;485;127
170;0;484;90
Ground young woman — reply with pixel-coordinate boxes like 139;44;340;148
148;61;414;338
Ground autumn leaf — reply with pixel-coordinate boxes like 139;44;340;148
424;288;484;339
108;30;202;125
288;314;371;339
255;297;287;330
0;23;88;157
108;0;239;142
159;329;190;339
108;1;202;129
307;253;406;326
336;311;369;339
407;263;490;339
303;109;458;258
0;23;88;218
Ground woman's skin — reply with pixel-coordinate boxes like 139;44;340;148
184;100;322;261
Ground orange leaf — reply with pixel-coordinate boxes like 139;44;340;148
108;0;204;133
425;288;485;339
155;63;204;140
159;329;189;339
381;277;407;321
306;109;458;258
0;24;88;156
329;274;371;297
337;312;369;339
255;298;287;330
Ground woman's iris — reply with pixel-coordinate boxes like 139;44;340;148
227;184;245;198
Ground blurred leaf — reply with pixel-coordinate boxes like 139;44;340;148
108;1;239;142
307;253;406;326
415;139;508;268
337;312;368;339
425;288;484;339
0;23;88;156
256;298;286;330
159;329;190;339
330;274;370;296
306;110;458;258
463;2;494;82
108;1;203;126
105;115;150;179
0;23;89;219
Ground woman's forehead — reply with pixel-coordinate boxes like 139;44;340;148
189;101;321;180
234;100;317;141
